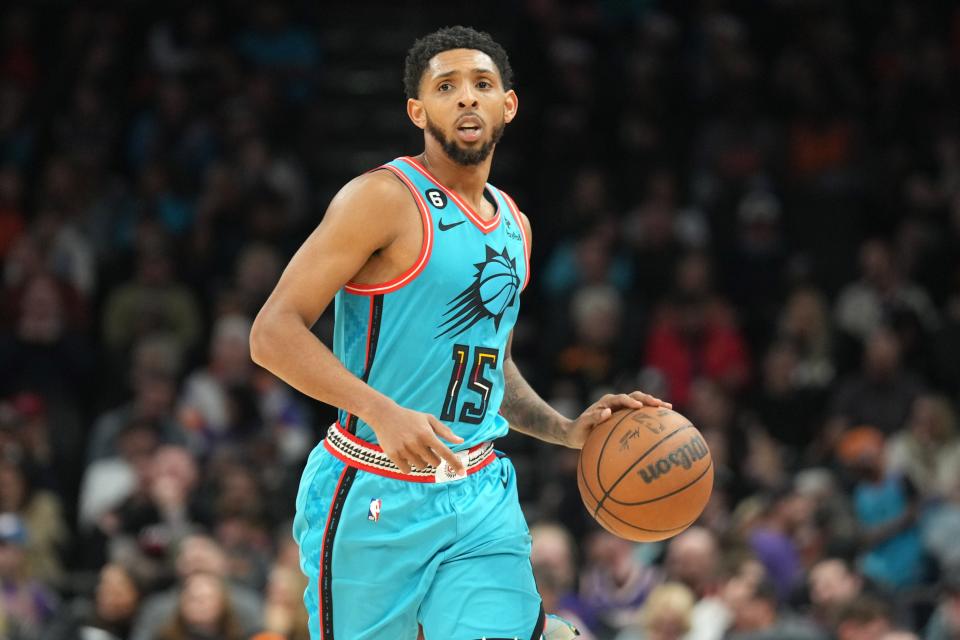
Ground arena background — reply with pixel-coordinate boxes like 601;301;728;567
1;1;960;638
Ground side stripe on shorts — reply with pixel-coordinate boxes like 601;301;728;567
318;466;358;639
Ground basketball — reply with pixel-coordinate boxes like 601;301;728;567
577;407;714;542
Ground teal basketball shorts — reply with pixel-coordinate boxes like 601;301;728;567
293;423;545;639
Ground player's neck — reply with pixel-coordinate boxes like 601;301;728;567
417;148;493;215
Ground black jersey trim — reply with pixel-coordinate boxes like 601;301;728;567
347;294;383;434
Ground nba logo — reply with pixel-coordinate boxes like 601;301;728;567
368;498;382;522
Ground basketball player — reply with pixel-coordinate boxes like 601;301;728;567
250;26;669;640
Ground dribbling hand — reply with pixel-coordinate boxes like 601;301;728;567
369;405;467;475
564;391;672;449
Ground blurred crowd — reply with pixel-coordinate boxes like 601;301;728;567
1;1;959;639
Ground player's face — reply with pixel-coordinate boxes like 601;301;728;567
409;48;518;166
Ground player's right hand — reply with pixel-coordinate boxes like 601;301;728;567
369;405;466;475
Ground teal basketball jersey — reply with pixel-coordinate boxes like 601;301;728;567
332;156;529;449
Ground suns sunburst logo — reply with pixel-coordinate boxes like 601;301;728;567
437;246;520;338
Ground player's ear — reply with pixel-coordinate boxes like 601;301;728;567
407;98;427;130
503;89;518;124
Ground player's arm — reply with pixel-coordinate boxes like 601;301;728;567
501;212;670;448
250;171;465;474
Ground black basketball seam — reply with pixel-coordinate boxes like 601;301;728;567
606;459;714;506
578;448;603;512
596;504;699;534
594;424;694;516
593;410;640;495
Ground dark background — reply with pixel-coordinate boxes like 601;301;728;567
1;1;959;639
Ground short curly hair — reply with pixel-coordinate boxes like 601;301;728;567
404;26;513;99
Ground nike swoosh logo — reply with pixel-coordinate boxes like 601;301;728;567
438;219;465;231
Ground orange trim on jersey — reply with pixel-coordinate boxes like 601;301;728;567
344;165;434;295
399;156;501;234
499;189;531;292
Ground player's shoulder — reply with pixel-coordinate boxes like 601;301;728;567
322;167;417;231
332;167;411;208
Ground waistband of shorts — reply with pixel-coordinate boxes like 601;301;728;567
323;422;496;483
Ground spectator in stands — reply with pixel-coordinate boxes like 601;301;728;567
234;2;320;104
531;522;594;638
835;239;939;345
645;252;750;408
87;364;184;464
0;458;67;588
260;564;309;640
46;562;143;640
615;582;695;640
838;427;925;590
209;464;271;592
835;595;894;640
792;468;859;560
131;533;262;640
0;272;93;409
555;284;626;401
220;242;284;319
177;313;256;451
101;246;203;367
723;578;825;640
743;489;807;601
126;77;217;176
79;417;160;534
923;474;960;586
886;394;960;499
546;214;632;294
828;326;925;437
100;445;206;580
746;341;822;461
577;528;660;637
623;170;688;305
0;513;58;637
805;557;865;633
664;527;732;640
777;287;836;391
155;572;246;640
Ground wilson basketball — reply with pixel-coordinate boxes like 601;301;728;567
577;406;713;542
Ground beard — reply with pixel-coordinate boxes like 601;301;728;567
426;115;505;166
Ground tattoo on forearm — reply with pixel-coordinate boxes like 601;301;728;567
501;359;567;445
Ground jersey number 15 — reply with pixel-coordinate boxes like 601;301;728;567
440;344;500;424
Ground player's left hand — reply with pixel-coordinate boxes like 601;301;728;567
563;391;672;449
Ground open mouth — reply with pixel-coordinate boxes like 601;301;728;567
456;125;482;142
455;116;484;142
